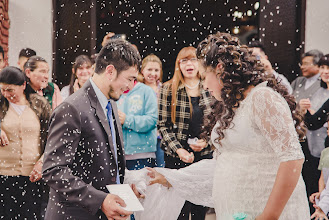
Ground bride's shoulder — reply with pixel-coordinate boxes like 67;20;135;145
250;82;281;99
246;84;286;108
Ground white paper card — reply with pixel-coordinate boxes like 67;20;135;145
106;184;144;212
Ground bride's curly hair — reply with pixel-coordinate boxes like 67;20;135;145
197;32;306;145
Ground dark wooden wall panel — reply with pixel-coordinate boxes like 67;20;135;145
52;1;305;84
0;0;10;66
259;0;305;82
53;0;95;88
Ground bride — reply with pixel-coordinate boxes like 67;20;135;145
126;32;310;220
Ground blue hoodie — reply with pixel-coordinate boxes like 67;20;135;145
116;83;158;155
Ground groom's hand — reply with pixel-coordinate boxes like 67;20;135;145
101;194;132;220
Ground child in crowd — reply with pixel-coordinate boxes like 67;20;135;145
24;56;62;110
310;128;329;220
116;66;158;171
138;54;165;167
311;146;329;219
0;46;6;71
17;48;36;71
61;55;93;100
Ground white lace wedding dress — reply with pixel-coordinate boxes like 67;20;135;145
125;82;310;220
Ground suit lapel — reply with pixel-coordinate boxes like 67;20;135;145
86;81;117;161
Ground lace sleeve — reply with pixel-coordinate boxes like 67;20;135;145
156;159;215;207
123;159;215;220
124;169;186;220
251;87;304;162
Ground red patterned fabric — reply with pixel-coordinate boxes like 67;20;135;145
0;0;9;65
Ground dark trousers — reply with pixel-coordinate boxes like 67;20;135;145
41;181;49;219
178;201;208;220
155;138;165;167
126;158;156;170
0;175;42;220
165;152;212;220
301;141;321;215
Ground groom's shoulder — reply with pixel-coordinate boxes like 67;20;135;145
66;87;91;105
53;88;93;117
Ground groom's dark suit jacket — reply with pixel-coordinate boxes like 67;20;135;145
42;80;126;220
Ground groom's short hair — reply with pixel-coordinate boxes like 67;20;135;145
95;39;141;75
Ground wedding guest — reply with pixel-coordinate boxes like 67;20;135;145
0;46;5;71
309;146;329;205
158;46;213;220
291;49;323;102
249;41;293;94
116;75;158;170
138;54;165;167
291;49;324;213
299;54;329;156
311;166;329;219
61;55;93;100
17;48;36;71
24;56;62;110
0;66;51;219
147;32;309;219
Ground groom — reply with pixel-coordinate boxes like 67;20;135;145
42;39;141;220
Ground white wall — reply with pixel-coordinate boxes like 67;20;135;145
8;0;52;78
305;0;329;54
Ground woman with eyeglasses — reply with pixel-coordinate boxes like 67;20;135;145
157;46;213;220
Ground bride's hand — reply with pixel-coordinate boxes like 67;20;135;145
130;184;145;199
146;168;172;188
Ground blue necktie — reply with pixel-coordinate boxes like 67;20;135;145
106;101;120;184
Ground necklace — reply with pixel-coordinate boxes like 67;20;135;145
184;80;200;90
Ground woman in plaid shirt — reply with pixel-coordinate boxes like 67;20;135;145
158;46;213;220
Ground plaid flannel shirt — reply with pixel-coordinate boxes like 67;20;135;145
158;82;214;158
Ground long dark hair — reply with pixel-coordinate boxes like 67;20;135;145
0;66;32;105
197;32;305;145
68;55;92;95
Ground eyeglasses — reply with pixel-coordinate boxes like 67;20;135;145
179;58;198;64
299;62;315;67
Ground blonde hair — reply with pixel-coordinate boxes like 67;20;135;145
138;54;163;83
164;46;200;124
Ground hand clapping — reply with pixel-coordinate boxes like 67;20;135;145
299;98;311;114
